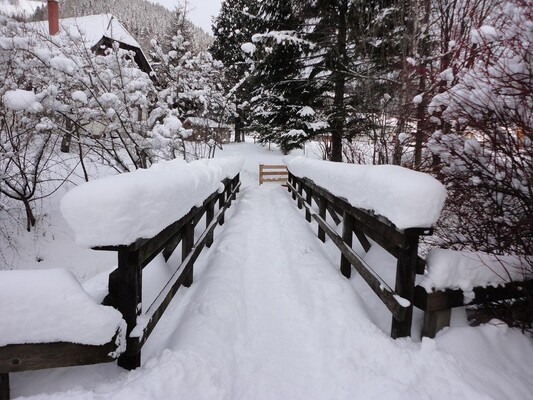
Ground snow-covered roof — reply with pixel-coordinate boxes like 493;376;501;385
27;13;140;49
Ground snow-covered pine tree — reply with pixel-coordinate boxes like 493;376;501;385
211;0;261;142
245;0;322;154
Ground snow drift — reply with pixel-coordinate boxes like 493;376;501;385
61;157;243;247
284;157;446;229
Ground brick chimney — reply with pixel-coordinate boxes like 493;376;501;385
47;0;59;36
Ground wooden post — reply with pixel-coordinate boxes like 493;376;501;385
292;178;297;200
110;246;142;370
305;186;312;222
340;212;354;278
422;309;452;338
391;230;419;338
318;195;327;242
182;221;194;287
259;165;263;185
218;185;226;226
206;198;215;248
234;174;240;194
0;373;9;400
297;181;303;209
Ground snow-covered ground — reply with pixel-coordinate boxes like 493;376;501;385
5;138;533;399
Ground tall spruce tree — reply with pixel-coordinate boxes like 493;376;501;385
211;0;260;142
246;0;322;153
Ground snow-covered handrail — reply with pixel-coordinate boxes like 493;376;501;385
59;158;243;370
61;158;243;247
286;166;437;339
284;157;446;230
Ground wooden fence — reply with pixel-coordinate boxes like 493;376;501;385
0;174;240;399
259;164;288;185
287;172;431;338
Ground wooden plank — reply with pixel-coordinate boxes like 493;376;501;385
0;337;117;373
312;211;408;321
0;373;8;400
260;164;287;169
414;280;533;312
353;225;371;252
261;171;288;176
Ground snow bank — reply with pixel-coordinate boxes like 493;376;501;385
285;157;446;229
61;157;243;247
0;269;125;347
419;249;531;292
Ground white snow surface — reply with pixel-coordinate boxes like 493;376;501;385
60;157;243;247
420;248;531;292
0;268;125;347
6;140;533;399
285;156;446;229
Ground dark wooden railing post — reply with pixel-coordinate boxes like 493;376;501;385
318;195;327;242
206;198;215;248
182;221;194;287
109;246;142;370
297;181;303;209
218;184;226;226
1;373;9;400
391;230;420;339
305;186;312;222
340;212;354;278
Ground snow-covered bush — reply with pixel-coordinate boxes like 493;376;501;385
428;0;532;277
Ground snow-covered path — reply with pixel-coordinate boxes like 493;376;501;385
10;141;533;399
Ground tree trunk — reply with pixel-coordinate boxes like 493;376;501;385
330;0;348;162
22;198;36;232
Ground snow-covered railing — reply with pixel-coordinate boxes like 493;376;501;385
414;249;533;337
61;158;242;370
285;157;446;339
0;269;125;400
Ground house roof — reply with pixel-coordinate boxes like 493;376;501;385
25;14;152;74
27;13;140;48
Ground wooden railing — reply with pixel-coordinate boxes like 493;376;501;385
0;174;240;399
259;164;288;185
94;173;241;369
287;172;431;338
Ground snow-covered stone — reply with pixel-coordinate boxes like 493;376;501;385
60;157;243;247
284;157;446;229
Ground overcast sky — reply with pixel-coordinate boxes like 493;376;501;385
151;0;222;34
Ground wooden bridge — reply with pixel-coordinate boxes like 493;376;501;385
1;164;529;400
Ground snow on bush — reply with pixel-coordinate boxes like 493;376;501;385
285;157;446;229
419;249;532;292
0;269;125;347
3;89;36;110
61;157;243;247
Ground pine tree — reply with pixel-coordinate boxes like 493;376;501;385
211;0;261;142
